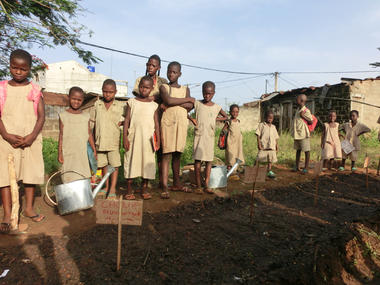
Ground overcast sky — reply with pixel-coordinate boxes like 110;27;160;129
30;0;380;108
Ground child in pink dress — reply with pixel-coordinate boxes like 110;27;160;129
321;110;342;170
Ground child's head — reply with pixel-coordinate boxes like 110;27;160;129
146;54;161;77
328;110;337;123
68;86;85;110
350;110;359;123
138;76;154;98
9;49;32;83
202;81;216;103
296;94;307;106
167;61;181;83
102;79;117;102
265;110;274;124
229;104;239;119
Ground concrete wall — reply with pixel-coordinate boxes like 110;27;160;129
35;60;128;97
238;105;261;131
349;80;380;130
42;105;66;140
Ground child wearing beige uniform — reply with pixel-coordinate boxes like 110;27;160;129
123;76;160;200
0;49;45;233
256;110;279;178
132;54;168;102
91;79;125;199
223;104;245;169
321;110;342;170
58;87;96;183
193;81;228;194
291;94;313;174
339;110;370;172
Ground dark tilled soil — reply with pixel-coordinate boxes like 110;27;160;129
1;173;380;284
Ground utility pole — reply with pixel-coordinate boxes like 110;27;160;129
265;79;268;94
224;97;228;110
274;72;279;92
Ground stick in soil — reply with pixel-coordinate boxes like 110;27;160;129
117;195;123;272
250;156;260;224
314;175;319;206
377;157;380;176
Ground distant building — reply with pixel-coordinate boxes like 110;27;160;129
258;77;380;133
34;60;129;139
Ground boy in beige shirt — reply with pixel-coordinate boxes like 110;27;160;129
291;94;313;173
339;110;370;172
91;79;125;199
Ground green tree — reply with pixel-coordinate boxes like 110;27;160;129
0;0;99;78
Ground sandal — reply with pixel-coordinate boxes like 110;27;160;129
0;222;10;234
98;189;107;196
141;193;152;200
24;214;45;223
169;185;193;193
204;187;214;194
107;193;117;200
194;187;204;195
124;194;136;200
160;191;170;199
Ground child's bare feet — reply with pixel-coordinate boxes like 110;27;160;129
124;193;136;200
203;187;214;194
160;188;170;199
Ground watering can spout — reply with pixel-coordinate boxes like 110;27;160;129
226;158;242;178
92;165;116;198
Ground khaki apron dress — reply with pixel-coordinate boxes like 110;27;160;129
225;119;245;166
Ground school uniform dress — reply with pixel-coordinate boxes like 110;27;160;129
160;84;188;154
291;106;313;151
59;111;91;183
133;76;168;100
90;99;126;168
225;119;245;166
193;100;221;162
321;122;342;160
341;122;370;161
0;84;44;187
255;122;279;163
124;98;158;179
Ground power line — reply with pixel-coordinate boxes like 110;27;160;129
188;74;268;88
78;40;380;76
278;75;298;88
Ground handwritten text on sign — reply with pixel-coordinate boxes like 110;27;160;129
96;200;143;226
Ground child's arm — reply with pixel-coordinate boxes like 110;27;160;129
159;85;195;107
216;109;228;122
180;87;194;112
20;98;46;148
88;121;97;159
275;139;279;151
357;124;371;136
58;118;64;164
123;105;131;151
0;118;23;148
222;121;229;133
300;108;313;124
256;134;263;150
154;108;161;149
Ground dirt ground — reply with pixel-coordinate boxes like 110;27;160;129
1;166;380;284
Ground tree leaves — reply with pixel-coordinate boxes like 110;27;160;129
0;0;100;78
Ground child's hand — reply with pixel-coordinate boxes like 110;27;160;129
276;145;278;151
118;121;123;127
159;104;167;112
321;142;325;149
124;138;130;151
58;153;64;164
4;133;23;148
20;134;36;148
258;143;263;150
93;149;97;160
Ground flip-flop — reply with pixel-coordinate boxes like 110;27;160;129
124;194;136;200
194;187;203;195
107;193;117;200
204;187;214;194
24;214;45;223
98;189;107;195
141;193;152;200
0;222;10;234
160;191;170;199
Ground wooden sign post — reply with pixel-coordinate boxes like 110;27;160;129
313;159;323;206
377;157;380;176
250;157;260;225
8;154;19;231
364;155;370;190
96;198;143;271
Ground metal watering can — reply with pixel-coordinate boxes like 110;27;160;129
208;158;242;189
45;165;115;215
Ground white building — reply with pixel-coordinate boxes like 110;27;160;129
34;60;128;97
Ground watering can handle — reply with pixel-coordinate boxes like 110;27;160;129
45;170;87;206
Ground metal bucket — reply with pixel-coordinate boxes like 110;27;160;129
208;159;242;189
45;166;115;215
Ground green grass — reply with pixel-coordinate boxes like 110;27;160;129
42;128;379;176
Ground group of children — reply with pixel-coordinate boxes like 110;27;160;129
0;49;377;234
